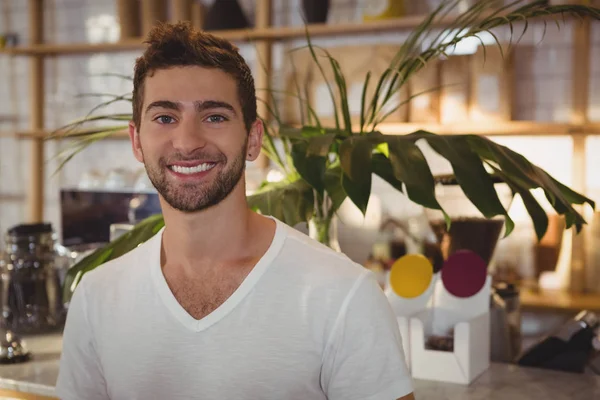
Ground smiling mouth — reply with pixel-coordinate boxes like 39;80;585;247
168;162;217;175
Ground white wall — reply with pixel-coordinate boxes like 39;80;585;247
0;0;599;267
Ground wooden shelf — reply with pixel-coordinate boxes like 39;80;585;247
521;288;600;312
0;14;482;56
15;129;129;140
585;122;600;133
13;121;599;140
0;10;574;56
376;121;593;136
0;37;146;55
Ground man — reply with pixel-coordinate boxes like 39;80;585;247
56;22;415;400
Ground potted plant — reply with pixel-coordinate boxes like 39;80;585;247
55;0;599;303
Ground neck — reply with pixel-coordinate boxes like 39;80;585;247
159;183;256;269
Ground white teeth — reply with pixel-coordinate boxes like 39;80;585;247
170;163;215;175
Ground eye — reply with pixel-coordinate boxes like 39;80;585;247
206;114;227;123
154;115;176;124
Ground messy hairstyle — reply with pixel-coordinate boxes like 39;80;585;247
132;22;257;131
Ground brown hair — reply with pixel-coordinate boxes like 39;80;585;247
132;22;256;131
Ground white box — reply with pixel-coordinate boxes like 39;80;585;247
408;275;492;384
385;273;439;371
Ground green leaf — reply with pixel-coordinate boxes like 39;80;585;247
324;165;347;213
371;153;404;193
305;133;337;156
488;163;549;241
62;213;165;304
260;120;287;173
375;142;389;157
359;71;372;133
520;188;550;241
291;136;332;195
326;53;353;134
339;136;373;214
384;136;451;228
247;179;314;227
416;132;514;237
466;135;593;232
299;30;341;131
51;113;131;136
548;175;596;210
366;68;393;126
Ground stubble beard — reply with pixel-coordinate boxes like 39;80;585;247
143;140;247;213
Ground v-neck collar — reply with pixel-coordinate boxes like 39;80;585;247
149;217;286;332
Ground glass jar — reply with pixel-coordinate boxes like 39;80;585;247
0;223;66;334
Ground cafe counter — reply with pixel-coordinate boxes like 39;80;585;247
0;334;598;399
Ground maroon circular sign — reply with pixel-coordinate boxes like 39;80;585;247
441;250;488;298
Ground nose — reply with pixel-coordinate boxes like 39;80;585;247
171;118;207;154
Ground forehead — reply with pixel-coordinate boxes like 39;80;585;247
142;66;240;109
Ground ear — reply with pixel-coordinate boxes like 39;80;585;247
246;119;264;162
129;121;144;163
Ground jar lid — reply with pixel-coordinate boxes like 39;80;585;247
7;223;52;236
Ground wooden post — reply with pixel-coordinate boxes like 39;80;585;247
141;0;168;36
170;0;193;23
569;17;591;293
254;0;272;170
191;2;205;30
116;0;140;39
27;0;45;223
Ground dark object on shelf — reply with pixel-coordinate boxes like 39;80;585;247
0;33;19;48
8;222;52;236
204;0;250;31
517;310;599;373
302;0;330;24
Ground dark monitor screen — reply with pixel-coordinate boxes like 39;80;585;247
60;189;161;246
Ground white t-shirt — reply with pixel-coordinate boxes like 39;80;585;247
56;217;414;400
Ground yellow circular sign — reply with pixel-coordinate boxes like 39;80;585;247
389;254;434;299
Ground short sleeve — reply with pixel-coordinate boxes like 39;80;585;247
56;276;109;400
321;270;414;400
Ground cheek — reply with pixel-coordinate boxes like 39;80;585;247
137;137;162;164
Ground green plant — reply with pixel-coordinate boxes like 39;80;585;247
55;0;599;303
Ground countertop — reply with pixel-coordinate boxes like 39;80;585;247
1;334;600;399
0;333;61;398
413;363;600;399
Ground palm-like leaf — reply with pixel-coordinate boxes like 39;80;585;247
278;130;594;240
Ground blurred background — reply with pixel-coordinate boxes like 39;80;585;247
1;0;600;373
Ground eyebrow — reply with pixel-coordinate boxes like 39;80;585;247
144;100;237;115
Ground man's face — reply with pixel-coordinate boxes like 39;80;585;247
129;66;262;213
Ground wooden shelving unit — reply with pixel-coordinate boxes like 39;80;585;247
12;121;599;140
3;1;598;304
0;13;486;56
